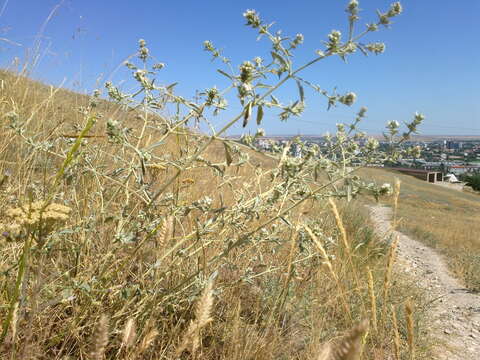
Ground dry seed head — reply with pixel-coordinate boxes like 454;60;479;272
158;215;174;248
139;328;158;354
176;278;215;356
10;302;19;342
382;235;399;319
146;163;167;180
121;318;136;349
393;178;401;200
304;226;333;273
146;162;166;170
331;319;369;360
391;305;401;360
392;178;401;228
328;198;350;254
367;267;377;333
194;278;215;331
90;315;109;360
181;178;195;185
405;299;415;360
4;201;71;236
317;343;332;360
304;225;351;317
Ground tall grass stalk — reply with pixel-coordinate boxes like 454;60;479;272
382;235;399;323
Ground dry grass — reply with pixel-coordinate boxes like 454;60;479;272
0;70;432;359
360;167;480;291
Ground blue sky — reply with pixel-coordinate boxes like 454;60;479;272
1;0;479;136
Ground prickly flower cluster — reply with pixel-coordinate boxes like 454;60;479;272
387;120;400;134
339;92;357;106
239;61;255;84
290;33;304;48
326;30;342;51
347;0;359;12
380;183;393;196
408;112;425;131
378;1;403;26
347;0;360;22
138;38;149;61
243;9;261;28
388;2;403;17
365;42;386;54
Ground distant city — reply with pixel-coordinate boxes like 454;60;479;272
233;135;480;180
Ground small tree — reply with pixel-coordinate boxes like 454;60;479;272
464;174;480;191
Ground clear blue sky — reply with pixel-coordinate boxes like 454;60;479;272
1;0;479;136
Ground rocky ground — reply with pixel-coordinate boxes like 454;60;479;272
369;205;480;359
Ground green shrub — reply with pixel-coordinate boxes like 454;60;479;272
464;174;480;191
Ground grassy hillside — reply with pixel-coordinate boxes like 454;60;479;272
360;167;480;292
0;69;431;359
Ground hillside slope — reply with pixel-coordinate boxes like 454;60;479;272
0;70;432;359
360;167;480;291
370;205;480;359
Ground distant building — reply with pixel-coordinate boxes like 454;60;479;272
444;140;462;151
444;174;460;183
448;165;480;175
387;167;443;183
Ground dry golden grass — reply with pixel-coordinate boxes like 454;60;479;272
360;167;480;291
0;70;431;359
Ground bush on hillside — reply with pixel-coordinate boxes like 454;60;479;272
464;174;480;191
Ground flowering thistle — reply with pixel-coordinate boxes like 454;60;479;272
243;9;261;28
365;138;379;151
366;23;378;32
347;0;359;12
365;42;386;55
290;33;304;48
388;2;403;17
380;183;393;196
346;0;360;22
387;120;400;135
326;30;342;51
138;39;149;61
378;1;403;27
339;92;357;106
152;63;165;70
256;128;266;137
239;61;255;83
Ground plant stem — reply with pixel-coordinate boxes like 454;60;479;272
0;235;32;345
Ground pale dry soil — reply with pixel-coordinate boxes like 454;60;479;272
369;205;480;360
432;181;466;192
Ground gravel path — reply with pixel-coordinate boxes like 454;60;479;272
368;205;480;359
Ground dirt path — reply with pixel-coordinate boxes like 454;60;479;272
433;181;465;192
368;205;480;359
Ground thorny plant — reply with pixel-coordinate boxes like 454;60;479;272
0;1;429;359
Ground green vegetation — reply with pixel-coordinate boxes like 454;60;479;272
464;174;480;191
